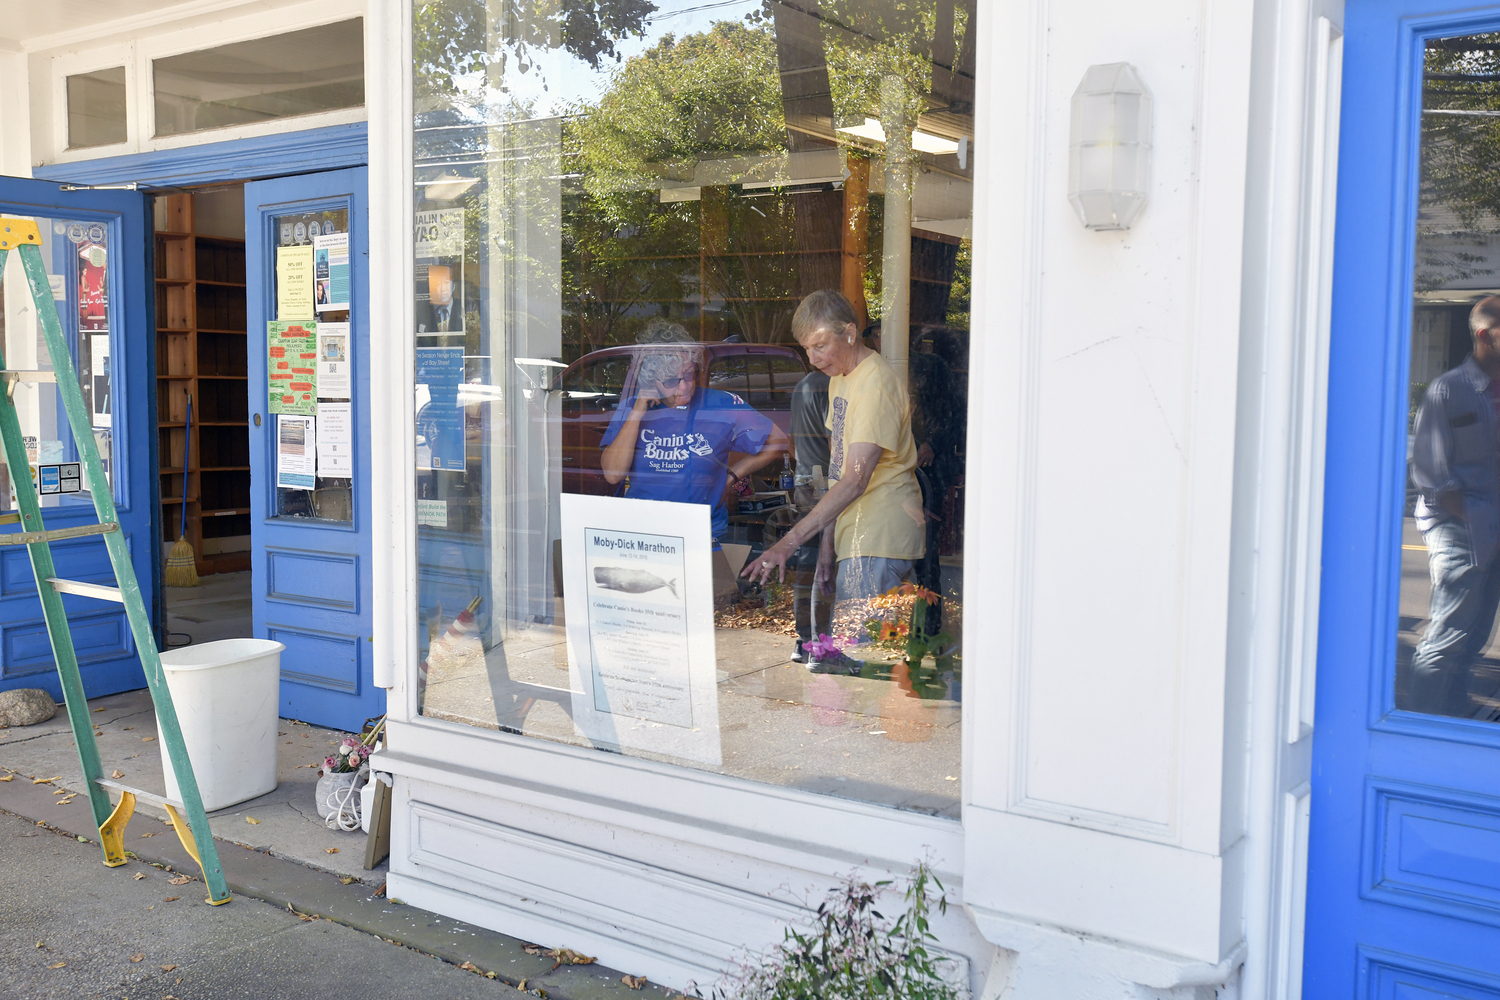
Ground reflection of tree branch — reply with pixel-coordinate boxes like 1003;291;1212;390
415;0;656;100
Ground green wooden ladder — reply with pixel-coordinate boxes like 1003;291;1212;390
0;218;229;905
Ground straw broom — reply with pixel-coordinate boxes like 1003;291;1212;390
164;393;199;587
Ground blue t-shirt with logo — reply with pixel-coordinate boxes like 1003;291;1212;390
601;388;774;538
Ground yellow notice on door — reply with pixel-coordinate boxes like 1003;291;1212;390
276;245;315;320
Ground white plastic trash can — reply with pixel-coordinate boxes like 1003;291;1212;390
156;639;285;812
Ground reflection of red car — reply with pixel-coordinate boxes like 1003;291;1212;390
553;343;809;496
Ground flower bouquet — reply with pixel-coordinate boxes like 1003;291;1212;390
315;719;384;832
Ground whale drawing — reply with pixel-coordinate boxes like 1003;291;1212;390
593;566;679;599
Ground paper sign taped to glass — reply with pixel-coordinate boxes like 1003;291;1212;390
414;208;464;335
561;493;721;766
267;321;318;415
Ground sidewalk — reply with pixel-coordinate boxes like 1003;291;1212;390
0;689;676;1000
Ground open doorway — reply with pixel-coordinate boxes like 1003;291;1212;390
153;187;252;645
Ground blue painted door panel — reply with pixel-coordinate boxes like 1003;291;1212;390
0;176;158;700
1310;2;1500;994
244;169;380;733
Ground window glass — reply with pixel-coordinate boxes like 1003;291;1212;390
271;209;350;521
1402;33;1500;721
153;20;364;137
413;0;973;817
67;67;127;149
0;218;119;509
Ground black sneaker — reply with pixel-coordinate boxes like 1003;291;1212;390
790;640;807;663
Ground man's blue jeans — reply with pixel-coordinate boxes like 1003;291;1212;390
1412;519;1500;715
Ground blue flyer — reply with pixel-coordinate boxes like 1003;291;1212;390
416;347;465;471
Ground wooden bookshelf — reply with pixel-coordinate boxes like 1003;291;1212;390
154;192;250;576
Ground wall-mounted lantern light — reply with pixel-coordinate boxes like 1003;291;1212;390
1068;62;1152;231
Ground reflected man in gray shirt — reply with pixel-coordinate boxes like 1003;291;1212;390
1410;296;1500;716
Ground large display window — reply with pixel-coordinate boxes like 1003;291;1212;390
412;0;974;817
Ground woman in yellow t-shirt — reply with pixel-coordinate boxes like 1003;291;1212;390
743;290;925;613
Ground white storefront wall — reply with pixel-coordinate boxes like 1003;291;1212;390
4;0;1348;995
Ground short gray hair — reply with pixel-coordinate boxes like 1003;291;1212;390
791;290;859;342
1473;297;1500;337
638;348;693;386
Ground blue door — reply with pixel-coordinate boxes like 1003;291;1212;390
244;168;379;732
0;177;159;700
1309;3;1500;994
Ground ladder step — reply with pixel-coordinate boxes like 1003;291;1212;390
95;778;183;811
47;578;123;602
0;370;56;399
0;521;117;547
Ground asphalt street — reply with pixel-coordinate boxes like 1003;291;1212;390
0;809;523;1000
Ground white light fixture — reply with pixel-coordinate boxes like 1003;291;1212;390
418;173;480;202
834;117;963;157
1068;62;1152;230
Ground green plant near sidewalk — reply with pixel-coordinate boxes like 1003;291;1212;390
710;862;962;1000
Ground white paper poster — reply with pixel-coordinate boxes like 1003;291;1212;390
276;414;316;490
560;494;721;765
89;334;111;428
316;402;352;478
416;499;447;528
313;232;350;312
317;322;351;398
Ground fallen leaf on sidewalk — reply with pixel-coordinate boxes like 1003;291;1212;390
168;876;191;885
53;788;67;795
93;707;106;713
293;763;317;768
546;948;596;971
160;964;177;971
339;876;356;885
623;974;648;989
33;776;60;784
58;795;75;805
523;945;542;956
459;961;480;973
141;832;157;838
324;848;338;854
142;737;155;742
0;775;11;782
129;953;144;963
133;873;146;880
163;897;179;903
47;962;64;969
245;817;260;825
112;770;124;778
122;727;133;731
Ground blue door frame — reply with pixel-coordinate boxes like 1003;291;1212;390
0;177;157;700
1309;3;1500;995
29;125;369;711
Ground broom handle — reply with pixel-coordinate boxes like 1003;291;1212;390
180;394;192;539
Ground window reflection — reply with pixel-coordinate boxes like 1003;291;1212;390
413;0;972;814
1401;33;1500;721
0;218;116;509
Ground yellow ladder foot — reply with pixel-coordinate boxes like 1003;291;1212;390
99;790;135;867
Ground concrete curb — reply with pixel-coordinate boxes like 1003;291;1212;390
0;775;675;999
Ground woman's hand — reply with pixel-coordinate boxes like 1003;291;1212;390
743;535;796;586
814;547;835;596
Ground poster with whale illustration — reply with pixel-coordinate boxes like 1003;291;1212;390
561;493;721;765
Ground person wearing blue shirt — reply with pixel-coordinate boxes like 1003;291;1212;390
1409;296;1500;716
601;322;789;543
